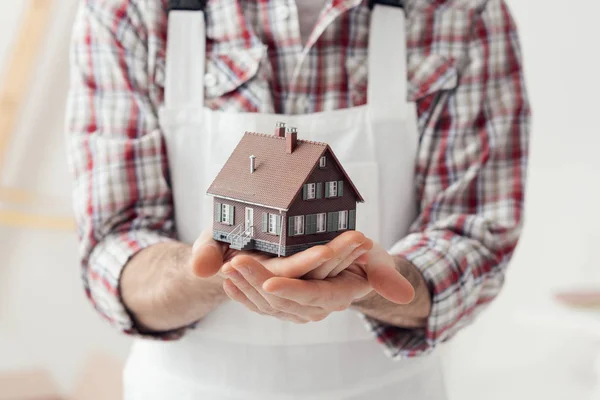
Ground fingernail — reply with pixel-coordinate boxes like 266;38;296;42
236;266;251;277
351;242;363;249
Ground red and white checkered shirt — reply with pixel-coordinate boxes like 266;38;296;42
67;0;530;358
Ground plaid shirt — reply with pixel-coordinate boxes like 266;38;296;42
67;0;530;358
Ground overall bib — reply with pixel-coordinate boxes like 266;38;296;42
123;2;447;399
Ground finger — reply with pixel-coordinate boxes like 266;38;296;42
222;262;274;313
223;279;262;314
303;232;370;280
229;256;328;322
225;275;309;324
263;272;370;308
263;245;333;278
191;229;226;278
326;239;373;278
365;250;415;305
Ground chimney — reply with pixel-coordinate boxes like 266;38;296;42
286;127;297;154
249;155;256;173
274;121;286;137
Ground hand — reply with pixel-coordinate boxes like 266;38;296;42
192;230;373;280
264;242;415;308
221;240;415;323
222;253;382;323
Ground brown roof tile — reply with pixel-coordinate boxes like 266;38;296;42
207;132;363;210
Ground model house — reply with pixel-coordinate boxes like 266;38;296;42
206;122;364;256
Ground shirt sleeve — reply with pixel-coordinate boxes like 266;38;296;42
66;1;182;338
365;0;531;358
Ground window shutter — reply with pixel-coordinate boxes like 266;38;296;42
276;215;282;235
262;213;268;232
338;181;344;197
303;184;308;200
316;183;323;199
327;212;335;232
333;212;339;231
305;214;313;234
215;203;222;222
349;210;356;230
312;214;317;234
228;206;235;225
288;216;295;236
325;182;330;198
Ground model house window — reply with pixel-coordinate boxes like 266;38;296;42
215;203;234;225
268;214;279;234
222;206;230;224
294;216;304;235
328;181;337;197
304;183;323;200
325;181;344;198
338;210;348;230
316;213;326;233
307;183;316;199
319;156;327;168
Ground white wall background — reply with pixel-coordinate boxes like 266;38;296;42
0;0;132;393
1;0;600;398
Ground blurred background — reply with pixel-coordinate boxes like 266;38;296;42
1;0;600;399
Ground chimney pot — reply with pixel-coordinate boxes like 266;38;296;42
249;155;256;173
274;121;286;138
286;127;298;154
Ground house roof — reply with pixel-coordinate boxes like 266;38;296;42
207;132;364;210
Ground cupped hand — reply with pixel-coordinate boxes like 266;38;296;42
221;240;415;323
191;229;372;280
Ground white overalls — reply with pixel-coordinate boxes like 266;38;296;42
123;2;447;399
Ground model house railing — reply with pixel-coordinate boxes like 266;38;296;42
227;224;254;250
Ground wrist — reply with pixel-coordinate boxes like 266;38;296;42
121;241;227;333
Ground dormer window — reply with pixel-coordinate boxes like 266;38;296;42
319;156;327;168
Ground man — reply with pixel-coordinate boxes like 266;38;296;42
67;0;530;398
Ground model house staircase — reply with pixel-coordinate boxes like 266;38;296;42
227;224;254;251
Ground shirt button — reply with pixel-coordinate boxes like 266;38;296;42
204;73;218;88
276;5;290;20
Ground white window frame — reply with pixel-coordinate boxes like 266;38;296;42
316;213;326;233
307;183;316;200
222;205;230;225
268;214;278;234
328;181;338;197
338;210;348;230
294;216;304;235
319;156;327;168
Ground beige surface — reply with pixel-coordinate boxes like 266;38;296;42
0;369;61;400
71;354;123;400
0;0;54;173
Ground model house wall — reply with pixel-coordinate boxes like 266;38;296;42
286;149;358;247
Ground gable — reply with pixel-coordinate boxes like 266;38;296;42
207;133;364;210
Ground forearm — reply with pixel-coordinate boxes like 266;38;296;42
352;256;431;328
120;241;227;333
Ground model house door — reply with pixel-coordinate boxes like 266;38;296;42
245;207;254;236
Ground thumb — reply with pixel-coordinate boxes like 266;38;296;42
190;229;225;278
364;247;415;305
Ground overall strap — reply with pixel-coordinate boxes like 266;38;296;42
169;0;207;11
164;0;207;109
367;1;409;119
